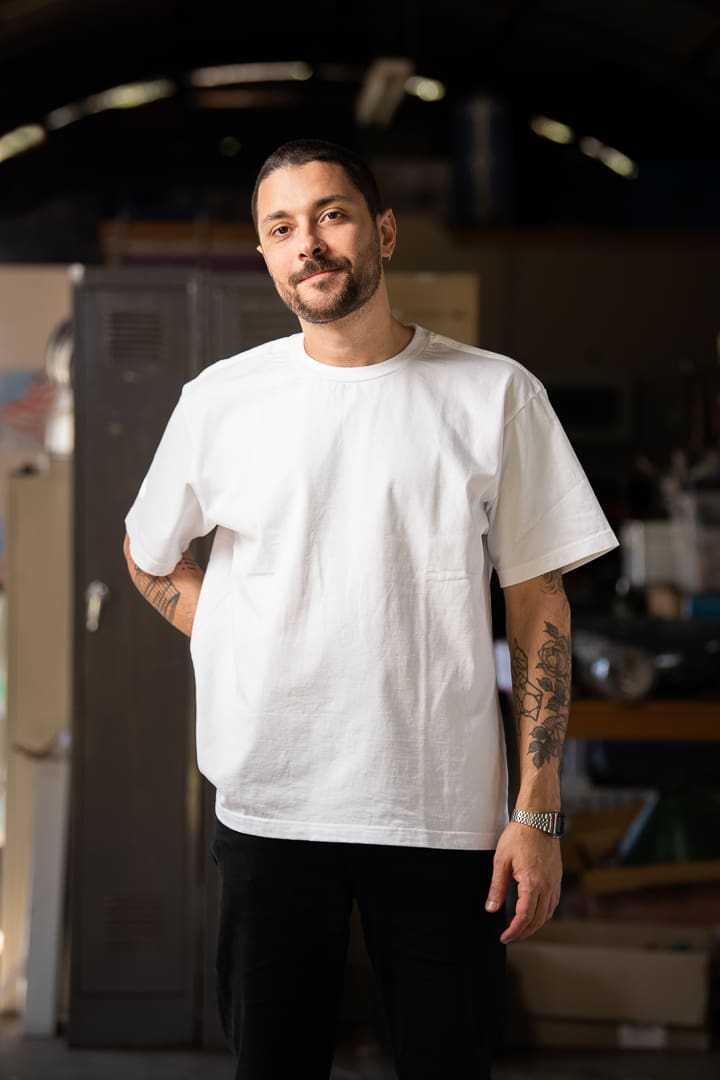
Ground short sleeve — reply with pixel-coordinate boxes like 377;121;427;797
487;386;618;588
124;391;214;576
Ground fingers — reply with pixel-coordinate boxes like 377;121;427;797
502;886;560;944
500;885;539;944
485;857;512;914
489;827;564;943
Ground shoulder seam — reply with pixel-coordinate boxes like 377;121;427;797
504;386;545;428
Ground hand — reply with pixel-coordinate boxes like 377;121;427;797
484;821;562;944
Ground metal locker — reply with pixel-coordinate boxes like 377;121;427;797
69;267;298;1046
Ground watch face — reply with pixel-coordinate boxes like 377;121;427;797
555;812;566;837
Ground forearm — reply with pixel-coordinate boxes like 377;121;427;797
123;533;204;637
505;570;571;810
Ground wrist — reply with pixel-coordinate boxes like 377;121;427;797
511;807;565;838
515;782;561;812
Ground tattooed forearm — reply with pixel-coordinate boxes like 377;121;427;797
512;621;572;770
511;641;543;735
133;566;181;623
531;621;571;768
123;536;203;637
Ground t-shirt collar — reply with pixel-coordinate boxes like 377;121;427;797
290;324;427;381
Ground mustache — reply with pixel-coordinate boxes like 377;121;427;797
290;257;351;286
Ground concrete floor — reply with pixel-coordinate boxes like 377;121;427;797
1;1017;720;1080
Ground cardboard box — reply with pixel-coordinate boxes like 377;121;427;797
586;881;720;926
511;1018;710;1051
560;799;648;874
504;919;713;1050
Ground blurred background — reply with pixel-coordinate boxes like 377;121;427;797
0;0;719;1076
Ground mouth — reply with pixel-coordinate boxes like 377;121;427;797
300;268;341;284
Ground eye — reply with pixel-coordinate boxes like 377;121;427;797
322;210;344;221
270;224;291;237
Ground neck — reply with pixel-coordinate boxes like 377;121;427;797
299;283;414;367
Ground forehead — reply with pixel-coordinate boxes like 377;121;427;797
256;160;361;217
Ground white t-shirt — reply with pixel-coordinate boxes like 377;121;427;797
125;325;618;850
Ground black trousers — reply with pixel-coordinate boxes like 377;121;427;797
211;816;506;1080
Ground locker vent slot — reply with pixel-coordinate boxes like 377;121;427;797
104;892;165;951
105;310;164;368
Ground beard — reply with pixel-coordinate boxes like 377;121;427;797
272;232;383;324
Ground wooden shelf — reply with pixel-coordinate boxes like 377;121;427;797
569;699;720;741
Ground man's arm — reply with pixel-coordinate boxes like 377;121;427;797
123;533;204;637
485;569;570;943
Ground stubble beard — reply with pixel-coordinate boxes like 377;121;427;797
273;233;383;325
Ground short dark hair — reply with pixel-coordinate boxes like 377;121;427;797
251;139;384;230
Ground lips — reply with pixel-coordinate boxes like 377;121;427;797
300;268;339;283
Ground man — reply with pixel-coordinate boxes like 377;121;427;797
124;139;618;1080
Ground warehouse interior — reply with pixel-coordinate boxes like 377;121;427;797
0;0;719;1076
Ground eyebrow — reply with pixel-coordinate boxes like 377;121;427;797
260;194;353;229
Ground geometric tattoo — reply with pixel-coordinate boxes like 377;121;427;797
512;621;572;769
133;565;181;624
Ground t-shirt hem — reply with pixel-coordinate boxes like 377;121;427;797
496;529;619;588
215;803;504;851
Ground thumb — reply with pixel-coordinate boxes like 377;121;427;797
485;856;511;913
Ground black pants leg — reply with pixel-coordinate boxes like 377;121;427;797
350;843;505;1080
211;818;506;1080
211;819;352;1080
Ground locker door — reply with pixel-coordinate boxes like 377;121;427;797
206;271;299;361
69;268;203;1045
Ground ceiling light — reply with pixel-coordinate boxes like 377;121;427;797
405;76;446;102
84;79;175;114
190;61;313;87
579;136;603;159
356;58;414;127
0;124;45;164
46;103;85;130
47;80;175;129
529;115;574;144
580;135;638;178
599;146;639;179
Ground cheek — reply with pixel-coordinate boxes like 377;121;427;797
263;256;286;284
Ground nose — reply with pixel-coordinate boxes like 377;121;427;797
298;225;326;260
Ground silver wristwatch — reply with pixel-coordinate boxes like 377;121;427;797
511;808;565;838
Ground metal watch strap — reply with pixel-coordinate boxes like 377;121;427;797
511;808;564;838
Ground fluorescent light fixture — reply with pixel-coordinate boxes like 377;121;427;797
0;123;45;163
84;79;175;113
580;135;638;178
579;135;603;159
356;58;414;127
405;76;446;102
599;146;639;179
529;115;574;144
46;80;175;129
46;103;85;130
190;61;312;87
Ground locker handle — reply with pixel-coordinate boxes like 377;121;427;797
85;580;110;631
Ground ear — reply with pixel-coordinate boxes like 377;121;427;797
377;208;397;261
256;243;265;261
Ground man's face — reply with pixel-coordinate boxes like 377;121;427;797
255;161;385;325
